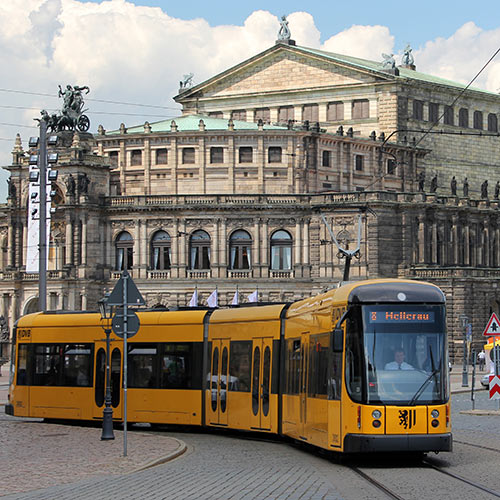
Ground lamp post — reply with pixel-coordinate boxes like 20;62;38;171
98;295;115;440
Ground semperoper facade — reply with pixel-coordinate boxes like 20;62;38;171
2;23;500;361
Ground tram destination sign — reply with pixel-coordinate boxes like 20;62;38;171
369;310;435;324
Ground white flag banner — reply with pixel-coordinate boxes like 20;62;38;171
26;165;51;273
188;289;198;307
207;289;218;308
247;290;258;303
231;290;239;306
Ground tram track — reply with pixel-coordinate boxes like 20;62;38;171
348;465;407;500
422;457;500;498
454;438;500;454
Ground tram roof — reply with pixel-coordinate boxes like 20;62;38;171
16;309;210;328
286;279;445;317
210;304;287;323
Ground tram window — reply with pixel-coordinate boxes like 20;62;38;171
160;343;193;389
330;350;342;400
345;310;364;403
16;344;28;386
285;339;300;394
111;349;121;408
33;344;62;386
229;341;251;392
63;344;92;387
128;345;157;388
308;334;329;397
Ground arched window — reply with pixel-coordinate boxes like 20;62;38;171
189;230;211;269
270;230;292;270
229;230;252;270
459;108;469;128
473;110;483;130
115;231;133;270
151;231;171;270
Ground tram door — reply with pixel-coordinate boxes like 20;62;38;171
207;339;230;426
92;342;123;420
299;335;309;439
250;338;273;430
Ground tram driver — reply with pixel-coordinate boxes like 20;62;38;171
384;349;414;370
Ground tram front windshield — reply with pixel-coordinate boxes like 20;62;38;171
346;304;448;405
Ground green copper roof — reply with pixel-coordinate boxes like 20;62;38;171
297;45;495;95
108;114;288;135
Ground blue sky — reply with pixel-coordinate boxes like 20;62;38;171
78;0;500;50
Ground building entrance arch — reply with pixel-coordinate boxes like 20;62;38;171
23;297;39;315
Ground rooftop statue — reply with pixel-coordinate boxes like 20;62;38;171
382;53;396;69
36;85;90;133
278;15;291;41
402;44;415;66
179;73;194;90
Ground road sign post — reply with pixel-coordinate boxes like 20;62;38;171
459;314;469;387
107;270;145;457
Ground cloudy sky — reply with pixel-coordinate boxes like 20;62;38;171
1;0;500;201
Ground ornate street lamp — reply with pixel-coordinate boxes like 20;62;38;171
98;294;115;440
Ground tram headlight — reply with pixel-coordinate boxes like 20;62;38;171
371;410;382;419
431;409;439;418
431;419;439;428
372;419;381;428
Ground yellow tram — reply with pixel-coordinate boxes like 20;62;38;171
6;279;452;453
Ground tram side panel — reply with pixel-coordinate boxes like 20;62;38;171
124;313;205;426
282;299;337;450
207;306;284;433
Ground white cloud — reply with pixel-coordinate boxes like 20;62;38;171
322;25;394;60
415;22;500;92
0;3;499;204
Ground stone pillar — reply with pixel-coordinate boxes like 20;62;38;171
81;216;87;266
270;108;279;123
464;222;470;266
172;219;179;278
431;219;438;264
213;218;219;277
294;105;303;123
344;100;352;121
483;220;489;267
304;218;310;266
199;136;206;194
144;138;151;195
318;103;328;123
262;219;268;269
228;136;235;193
140;220;147;278
65;219;73;266
451;215;458;265
134;221;140;277
119;140;126;195
7;223;14;268
295;220;302;266
258;135;264;192
418;216;426;264
221;219;227;270
171;137;178;195
180;220;187;272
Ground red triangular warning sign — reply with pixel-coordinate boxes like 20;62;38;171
483;312;500;336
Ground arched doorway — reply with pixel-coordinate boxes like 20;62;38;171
23;297;39;315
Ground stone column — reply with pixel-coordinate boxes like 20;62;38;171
144;138;151;195
304;218;310;266
172;219;179;278
221;219;227;271
262;218;268;269
483;220;489;267
294;219;302;267
7;223;14;267
431;219;438;264
213;218;219;277
418;216;426;264
119;140;126;195
199;136;206;194
171;137;178;195
344;100;352;121
464;222;470;266
318;103;328;123
180;220;187;274
258;135;265;192
81;215;87;266
228;136;235;192
270;108;279;123
140;220;147;278
65;218;73;266
134;221;140;277
451;216;458;265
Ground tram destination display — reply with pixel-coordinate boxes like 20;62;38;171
368;309;435;324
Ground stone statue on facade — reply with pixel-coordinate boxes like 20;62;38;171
401;44;415;66
430;175;438;193
495;181;500;200
417;171;425;192
463;177;469;197
7;178;16;199
179;73;194;90
0;315;8;342
36;85;90;133
78;173;90;194
481;179;488;199
450;176;457;196
65;173;76;196
382;53;396;69
278;15;291;41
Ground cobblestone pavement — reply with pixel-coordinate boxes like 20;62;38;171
0;365;496;500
